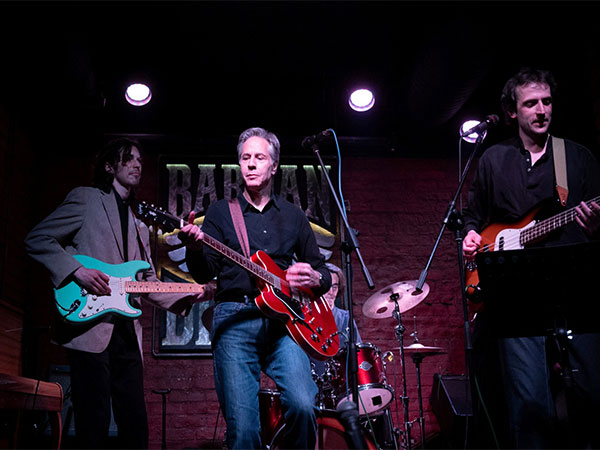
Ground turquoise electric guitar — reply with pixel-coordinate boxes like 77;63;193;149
54;254;203;323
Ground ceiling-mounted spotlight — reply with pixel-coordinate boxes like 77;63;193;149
349;88;375;112
125;83;152;106
460;119;485;143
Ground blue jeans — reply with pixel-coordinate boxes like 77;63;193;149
498;333;600;449
498;336;555;449
211;301;318;449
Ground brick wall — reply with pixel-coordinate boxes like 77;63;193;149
140;155;470;449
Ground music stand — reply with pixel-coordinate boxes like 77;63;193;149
475;240;600;445
475;241;600;338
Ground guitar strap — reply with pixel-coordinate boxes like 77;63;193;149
228;198;251;259
552;136;568;207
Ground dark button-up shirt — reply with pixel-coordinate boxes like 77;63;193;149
114;189;130;261
186;193;331;302
463;136;600;247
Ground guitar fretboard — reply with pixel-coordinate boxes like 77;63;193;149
201;233;283;290
137;202;285;291
521;195;600;245
125;281;204;293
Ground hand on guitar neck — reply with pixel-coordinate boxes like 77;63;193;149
574;200;600;237
178;211;205;251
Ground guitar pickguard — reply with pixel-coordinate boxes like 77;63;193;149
76;276;141;320
494;220;535;251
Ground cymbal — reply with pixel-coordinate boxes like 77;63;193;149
400;342;446;354
362;280;429;319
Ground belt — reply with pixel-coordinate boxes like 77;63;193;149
217;295;252;304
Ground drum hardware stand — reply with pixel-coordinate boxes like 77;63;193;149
410;318;426;449
382;408;402;450
312;359;340;411
410;352;426;448
391;293;412;450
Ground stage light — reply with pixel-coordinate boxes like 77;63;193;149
349;89;375;112
460;119;486;143
125;83;152;106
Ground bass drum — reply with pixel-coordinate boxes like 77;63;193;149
269;409;376;450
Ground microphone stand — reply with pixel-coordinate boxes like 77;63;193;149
415;133;485;447
309;141;375;417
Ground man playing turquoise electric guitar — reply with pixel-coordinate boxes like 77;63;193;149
25;137;207;449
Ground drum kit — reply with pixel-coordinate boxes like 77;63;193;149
258;279;446;450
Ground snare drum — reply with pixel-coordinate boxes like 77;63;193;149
334;342;394;416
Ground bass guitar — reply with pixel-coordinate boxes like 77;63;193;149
136;202;340;361
55;254;204;323
465;195;600;301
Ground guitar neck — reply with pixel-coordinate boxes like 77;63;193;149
136;203;284;291
201;233;283;290
125;281;204;294
522;195;600;244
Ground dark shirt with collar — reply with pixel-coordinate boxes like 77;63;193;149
463;135;600;247
114;188;130;261
186;192;331;303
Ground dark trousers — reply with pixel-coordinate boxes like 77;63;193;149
498;333;600;449
67;320;148;449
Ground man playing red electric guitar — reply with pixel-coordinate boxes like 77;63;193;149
179;127;331;449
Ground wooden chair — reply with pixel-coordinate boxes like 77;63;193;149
0;373;64;449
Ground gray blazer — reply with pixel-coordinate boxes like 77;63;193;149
25;186;194;354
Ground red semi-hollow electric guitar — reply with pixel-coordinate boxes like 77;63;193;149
136;201;340;361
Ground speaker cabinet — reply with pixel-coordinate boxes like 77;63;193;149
430;374;472;448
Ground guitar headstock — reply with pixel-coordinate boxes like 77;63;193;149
135;201;180;233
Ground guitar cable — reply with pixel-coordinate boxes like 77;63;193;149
57;300;80;317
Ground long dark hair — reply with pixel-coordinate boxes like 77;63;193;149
93;137;141;193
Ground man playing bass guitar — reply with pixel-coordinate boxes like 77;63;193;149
462;68;600;449
179;127;332;450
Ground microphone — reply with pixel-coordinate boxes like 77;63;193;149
336;400;368;449
301;128;332;148
460;114;499;137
